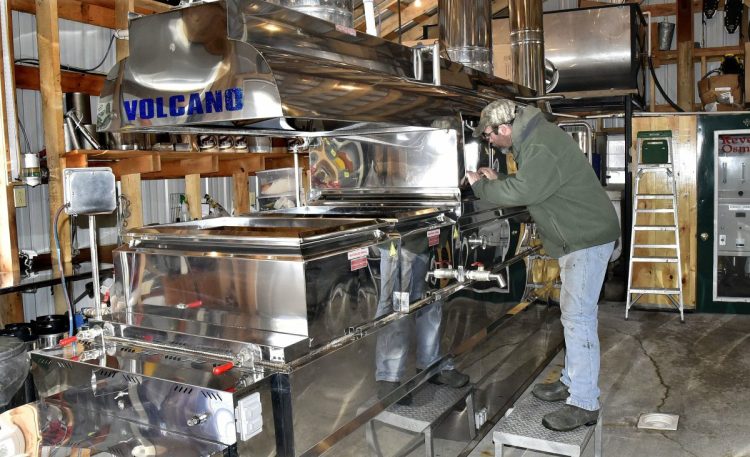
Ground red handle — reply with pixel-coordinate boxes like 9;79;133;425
59;336;77;347
186;300;203;309
471;262;484;268
212;362;234;376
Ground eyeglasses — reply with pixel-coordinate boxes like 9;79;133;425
481;126;500;141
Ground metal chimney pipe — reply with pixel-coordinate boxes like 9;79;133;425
439;0;493;74
509;0;545;94
272;0;354;28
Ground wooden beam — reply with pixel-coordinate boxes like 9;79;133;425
651;45;743;66
212;156;264;177
36;0;70;314
11;0;168;29
676;0;695;111
144;156;218;179
14;64;105;96
61;153;88;168
106;154;160;177
120;173;143;228
14;0;116;28
642;0;702;17
381;0;437;40
185;174;201;220
115;0;133;61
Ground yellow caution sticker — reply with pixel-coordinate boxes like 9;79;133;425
389;242;398;257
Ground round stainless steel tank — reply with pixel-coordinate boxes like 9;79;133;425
272;0;353;28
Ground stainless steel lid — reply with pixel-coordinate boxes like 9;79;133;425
0;335;27;362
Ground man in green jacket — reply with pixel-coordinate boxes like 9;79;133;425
466;99;620;431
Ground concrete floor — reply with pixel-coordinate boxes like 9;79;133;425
469;301;750;457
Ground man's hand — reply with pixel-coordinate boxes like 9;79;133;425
465;171;483;185
478;167;498;180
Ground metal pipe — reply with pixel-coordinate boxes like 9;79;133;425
362;0;377;36
89;215;102;319
509;0;545;94
559;121;594;166
439;0;493;74
293;153;301;207
272;0;354;28
1;1;21;180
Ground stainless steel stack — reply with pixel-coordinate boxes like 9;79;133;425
19;1;561;456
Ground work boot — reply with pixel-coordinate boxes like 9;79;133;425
531;380;569;402
430;369;470;388
542;404;599;432
376;381;412;406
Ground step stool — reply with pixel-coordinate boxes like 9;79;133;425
493;395;602;457
367;382;475;457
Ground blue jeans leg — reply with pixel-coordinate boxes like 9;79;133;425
558;241;614;411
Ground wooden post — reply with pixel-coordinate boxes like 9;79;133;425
676;0;694;111
115;0;133;60
185;174;202;220
36;0;70;313
116;1;143;230
120;174;144;228
233;171;249;215
0;0;24;324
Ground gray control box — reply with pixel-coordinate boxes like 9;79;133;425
63;168;117;216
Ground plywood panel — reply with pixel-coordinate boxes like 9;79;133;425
632;115;698;310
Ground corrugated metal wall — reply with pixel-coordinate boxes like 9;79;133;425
8;2;739;320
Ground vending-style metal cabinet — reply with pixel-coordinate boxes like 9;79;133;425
697;115;750;312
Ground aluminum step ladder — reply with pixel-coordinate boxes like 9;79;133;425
626;130;684;322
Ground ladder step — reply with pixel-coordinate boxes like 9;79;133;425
635;208;675;213
634;225;677;231
635;194;675;200
632;256;679;263
637;163;674;171
634;244;679;249
629;287;681;295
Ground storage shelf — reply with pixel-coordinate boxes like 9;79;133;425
651;45;744;68
64;150;308;180
0;262;114;295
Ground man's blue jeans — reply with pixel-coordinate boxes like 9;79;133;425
558;241;614;411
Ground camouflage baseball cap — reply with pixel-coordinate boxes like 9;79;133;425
473;99;517;137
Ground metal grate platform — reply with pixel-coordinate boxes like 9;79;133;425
493;394;601;457
368;382;475;457
378;383;474;431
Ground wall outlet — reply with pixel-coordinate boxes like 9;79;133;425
13;186;27;208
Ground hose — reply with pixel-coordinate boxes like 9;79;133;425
648;56;684;112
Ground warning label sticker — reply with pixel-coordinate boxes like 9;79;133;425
347;247;368;260
350;257;368;271
427;229;441;247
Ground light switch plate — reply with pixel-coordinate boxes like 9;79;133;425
13;186;27;208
